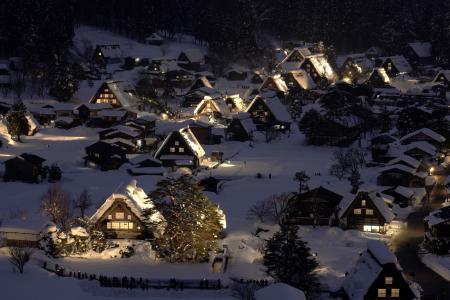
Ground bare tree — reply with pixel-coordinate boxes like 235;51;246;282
73;189;92;218
329;148;366;181
246;200;273;223
40;184;72;230
247;193;293;224
266;193;292;225
8;247;33;274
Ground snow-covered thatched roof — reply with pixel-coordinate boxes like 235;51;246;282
383;56;413;74
425;205;450;227
178;49;204;63
408;42;432;58
260;74;289;93
194;96;229;116
433;70;450;82
289;70;316;90
400;128;446;144
386;155;420;170
255;283;306;300
90;180;164;229
304;54;336;81
233;112;256;134
104;80;141;108
339;191;395;222
246;92;291;123
98;45;123;58
343;240;402;300
379;164;426;179
155;127;205;159
403;141;437;156
225;94;246;111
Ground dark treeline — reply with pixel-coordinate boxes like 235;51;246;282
74;0;450;64
2;0;450;80
0;0;76;98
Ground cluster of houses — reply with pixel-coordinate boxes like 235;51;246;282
286;127;446;235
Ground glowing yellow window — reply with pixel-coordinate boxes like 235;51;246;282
391;288;400;297
354;209;362;215
385;277;393;284
377;288;386;297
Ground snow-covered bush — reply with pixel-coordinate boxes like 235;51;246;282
40;224;106;257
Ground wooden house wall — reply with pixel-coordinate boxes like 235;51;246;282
95;198;146;239
365;263;417;300
340;193;387;232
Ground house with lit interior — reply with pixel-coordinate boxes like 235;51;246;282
245;92;291;132
299;54;337;87
154;128;205;169
90;81;144;112
380;56;413;78
343;240;420;300
90;180;164;239
338;190;395;233
93;44;123;65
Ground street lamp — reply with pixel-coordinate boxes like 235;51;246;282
429;167;435;175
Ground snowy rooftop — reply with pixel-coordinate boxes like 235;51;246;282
255;283;306;300
400;128;446;143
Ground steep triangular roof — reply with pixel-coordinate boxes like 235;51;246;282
90;180;164;230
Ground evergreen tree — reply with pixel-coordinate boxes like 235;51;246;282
263;225;319;292
6;100;29;142
48;164;62;182
145;175;223;263
48;57;79;102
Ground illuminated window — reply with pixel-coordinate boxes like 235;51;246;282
170;147;175;153
385;277;393;284
175;141;179;146
179;147;185;153
107;222;134;230
115;212;125;219
366;209;374;215
361;200;366;206
127;215;131;220
391;289;400;297
378;288;386;297
354;209;362;215
107;215;112;220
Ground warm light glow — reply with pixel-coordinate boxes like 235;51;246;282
37;135;88;141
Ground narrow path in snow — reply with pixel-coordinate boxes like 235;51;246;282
391;175;450;298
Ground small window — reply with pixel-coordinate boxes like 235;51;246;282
366;209;374;215
385;277;393;284
391;288;400;297
354;209;362;215
179;147;184;153
175;141;180;146
377;288;386;297
361;200;366;206
127;215;131;220
107;214;112;220
170;147;175;153
107;222;111;229
115;212;125;219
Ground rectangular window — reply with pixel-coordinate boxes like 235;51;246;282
115;212;125;219
363;225;372;232
107;222;111;229
175;141;179;146
361;200;366;206
127;215;131;220
111;222;120;229
179;147;184;153
170;147;175;153
391;288;400;298
385;277;393;285
366;209;374;215
107;214;112;220
354;209;362;215
377;288;386;297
